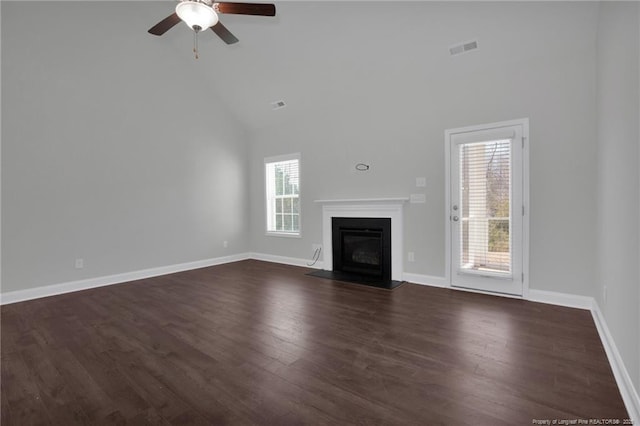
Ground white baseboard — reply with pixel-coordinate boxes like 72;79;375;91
591;301;640;423
400;277;595;310
402;272;448;288
527;289;594;310
0;253;319;306
249;252;324;270
0;253;251;305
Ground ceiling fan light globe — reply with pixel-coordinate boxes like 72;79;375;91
175;1;219;31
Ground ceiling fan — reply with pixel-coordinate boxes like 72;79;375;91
148;0;275;56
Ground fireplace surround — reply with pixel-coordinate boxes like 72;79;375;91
312;198;407;288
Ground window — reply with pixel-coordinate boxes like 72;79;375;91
265;153;300;236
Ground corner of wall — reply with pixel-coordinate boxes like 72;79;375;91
637;0;640;394
592;301;640;422
594;0;640;399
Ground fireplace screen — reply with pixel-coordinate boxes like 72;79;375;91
332;217;391;281
342;231;382;275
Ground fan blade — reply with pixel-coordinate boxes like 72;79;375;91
211;22;240;44
148;13;181;36
216;2;276;17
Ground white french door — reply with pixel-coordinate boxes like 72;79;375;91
446;119;528;296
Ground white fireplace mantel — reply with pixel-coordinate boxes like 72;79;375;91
314;197;409;204
316;198;407;281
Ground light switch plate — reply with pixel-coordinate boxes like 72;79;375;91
410;194;426;203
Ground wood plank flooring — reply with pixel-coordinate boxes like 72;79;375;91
1;260;628;425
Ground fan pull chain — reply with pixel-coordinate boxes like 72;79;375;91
193;31;199;59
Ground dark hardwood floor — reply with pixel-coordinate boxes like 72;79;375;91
1;260;628;425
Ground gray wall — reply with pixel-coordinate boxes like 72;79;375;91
595;1;640;390
248;2;599;297
1;2;250;293
1;0;638;402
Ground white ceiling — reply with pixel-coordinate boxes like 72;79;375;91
147;1;598;132
6;1;599;132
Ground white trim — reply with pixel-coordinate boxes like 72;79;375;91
444;118;530;297
265;232;302;239
320;202;405;281
264;152;302;237
445;118;531;138
444;125;452;290
402;273;448;288
527;289;593;310
264;152;301;164
592;301;640;423
315;198;409;204
521;119;530;299
249;252;324;269
453;285;526;300
0;253;251;305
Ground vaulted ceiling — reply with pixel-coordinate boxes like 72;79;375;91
4;1;599;132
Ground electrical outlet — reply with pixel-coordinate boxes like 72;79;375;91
312;244;322;253
408;252;415;262
603;286;607;304
75;258;84;269
416;177;426;187
223;240;228;248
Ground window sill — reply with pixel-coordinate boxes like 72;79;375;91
266;232;302;239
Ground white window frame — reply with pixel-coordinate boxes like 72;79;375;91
264;153;302;238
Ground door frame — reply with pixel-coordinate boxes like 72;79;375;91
444;118;530;298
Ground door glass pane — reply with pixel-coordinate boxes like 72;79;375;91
459;139;511;274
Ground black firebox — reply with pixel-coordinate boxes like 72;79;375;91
332;217;391;283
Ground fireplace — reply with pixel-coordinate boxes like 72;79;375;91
309;198;406;289
332;217;391;282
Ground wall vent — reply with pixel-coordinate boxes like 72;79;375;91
449;39;479;56
270;100;286;110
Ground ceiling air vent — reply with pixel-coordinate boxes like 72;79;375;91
270;100;286;110
449;39;478;56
